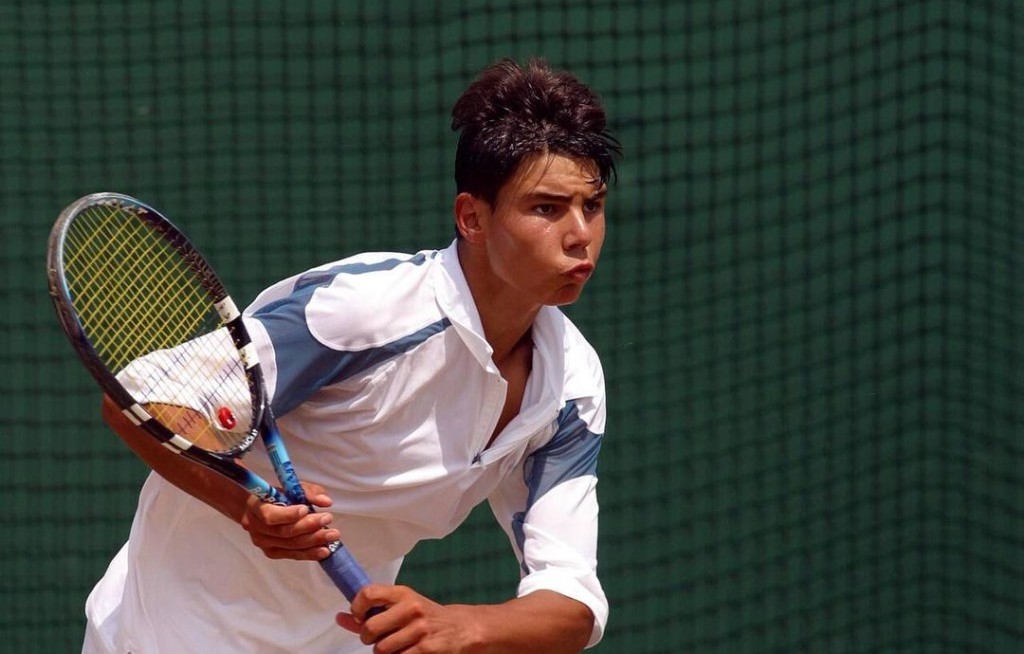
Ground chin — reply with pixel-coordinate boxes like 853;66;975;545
548;286;586;306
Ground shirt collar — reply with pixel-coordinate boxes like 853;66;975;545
434;240;493;368
433;240;566;396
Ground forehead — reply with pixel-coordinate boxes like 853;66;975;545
500;153;602;200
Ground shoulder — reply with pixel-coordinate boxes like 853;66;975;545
248;249;444;350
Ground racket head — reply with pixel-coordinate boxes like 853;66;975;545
47;192;266;456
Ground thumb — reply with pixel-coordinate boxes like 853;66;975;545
335;612;362;634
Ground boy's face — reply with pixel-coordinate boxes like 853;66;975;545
481;153;607;307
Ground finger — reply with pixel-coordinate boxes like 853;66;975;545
252;523;341;549
268;511;335;537
355;599;419;650
257;503;336;531
302;482;334;508
351;584;409;621
335;612;362;634
375;625;422;654
254;502;312;527
242;504;308;537
308;493;333;508
261;543;334;562
245;511;338;547
254;523;343;560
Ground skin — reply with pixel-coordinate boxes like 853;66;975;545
453;152;607;447
102;151;607;653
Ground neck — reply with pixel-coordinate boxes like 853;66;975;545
457;240;540;362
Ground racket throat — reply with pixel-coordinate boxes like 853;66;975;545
265;440;308;505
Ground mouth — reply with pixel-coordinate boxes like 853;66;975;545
565;262;595;283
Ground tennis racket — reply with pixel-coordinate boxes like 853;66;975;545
47;192;373;602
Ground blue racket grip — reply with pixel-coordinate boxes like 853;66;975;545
319;543;383;618
319;542;370;601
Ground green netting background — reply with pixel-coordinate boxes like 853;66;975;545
2;1;1022;652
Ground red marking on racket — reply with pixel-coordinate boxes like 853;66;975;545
217;406;237;429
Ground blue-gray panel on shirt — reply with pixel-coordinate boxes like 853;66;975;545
291;252;433;293
250;252;443;416
511;400;603;572
524;400;603;505
256;307;450;416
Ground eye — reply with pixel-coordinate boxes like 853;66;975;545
534;203;556;216
584;198;604;214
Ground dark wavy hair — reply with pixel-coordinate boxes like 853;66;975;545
451;58;621;209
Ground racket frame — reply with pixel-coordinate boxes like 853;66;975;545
47;192;373;601
47;193;286;501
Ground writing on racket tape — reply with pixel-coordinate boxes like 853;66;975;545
214;296;259;369
214;297;241;322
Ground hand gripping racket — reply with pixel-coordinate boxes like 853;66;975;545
47;192;373;602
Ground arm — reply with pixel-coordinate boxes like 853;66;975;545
491;398;608;648
338;586;592;654
101;394;339;561
335;399;606;652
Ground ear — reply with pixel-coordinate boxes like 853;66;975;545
454;192;487;243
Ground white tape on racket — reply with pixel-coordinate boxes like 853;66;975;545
239;342;259;369
215;296;241;322
123;403;152;426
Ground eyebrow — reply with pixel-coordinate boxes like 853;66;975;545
525;187;608;203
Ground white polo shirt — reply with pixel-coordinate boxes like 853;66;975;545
84;241;607;653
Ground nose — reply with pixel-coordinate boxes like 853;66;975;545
563;207;593;252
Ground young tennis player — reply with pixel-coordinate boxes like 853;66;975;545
82;58;619;653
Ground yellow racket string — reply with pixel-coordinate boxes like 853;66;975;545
64;203;204;361
66;206;209;366
62;203;250;452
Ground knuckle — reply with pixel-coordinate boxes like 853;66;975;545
258;504;278;520
275;523;295;538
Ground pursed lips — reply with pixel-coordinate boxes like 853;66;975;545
565;262;595;282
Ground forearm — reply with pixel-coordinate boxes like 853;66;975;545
468;590;593;653
101;394;250;523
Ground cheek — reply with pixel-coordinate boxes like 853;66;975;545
509;220;557;257
489;223;545;278
591;219;607;261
